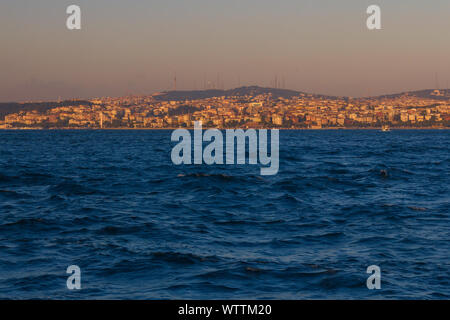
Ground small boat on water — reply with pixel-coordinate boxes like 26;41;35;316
381;125;391;132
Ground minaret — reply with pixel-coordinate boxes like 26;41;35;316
100;112;103;129
174;73;177;91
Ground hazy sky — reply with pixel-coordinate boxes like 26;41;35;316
1;0;449;101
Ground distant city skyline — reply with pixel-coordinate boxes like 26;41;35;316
1;0;450;102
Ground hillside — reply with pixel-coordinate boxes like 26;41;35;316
375;89;450;101
153;86;339;101
0;100;92;120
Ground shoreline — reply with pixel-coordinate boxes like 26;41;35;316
0;127;449;131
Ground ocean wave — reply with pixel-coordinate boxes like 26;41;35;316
48;181;101;196
0;130;449;299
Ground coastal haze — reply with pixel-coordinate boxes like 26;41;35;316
1;0;450;101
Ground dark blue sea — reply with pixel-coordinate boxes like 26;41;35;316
0;130;449;299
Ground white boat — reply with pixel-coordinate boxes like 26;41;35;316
381;125;391;132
